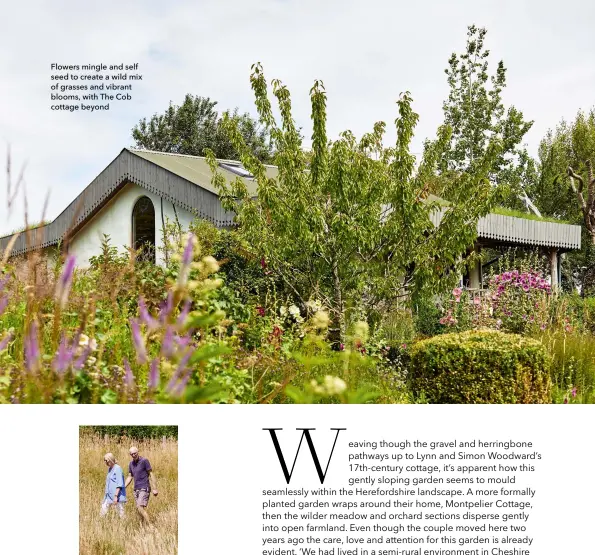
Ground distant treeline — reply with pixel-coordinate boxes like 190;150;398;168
81;426;178;439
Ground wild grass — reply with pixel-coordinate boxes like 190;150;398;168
536;329;595;403
491;206;570;223
79;432;178;555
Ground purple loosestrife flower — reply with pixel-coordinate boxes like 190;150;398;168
138;297;159;331
159;291;175;324
52;335;74;374
161;326;175;359
177;234;196;288
148;358;160;390
0;295;9;317
24;321;40;372
166;348;194;396
55;255;76;309
176;300;192;329
73;346;91;371
123;359;135;388
130;318;147;364
0;331;12;351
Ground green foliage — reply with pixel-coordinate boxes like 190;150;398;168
530;108;595;222
81;425;178;439
209;63;503;342
435;25;533;204
529;108;595;291
410;330;552;403
131;94;273;162
537;328;595;403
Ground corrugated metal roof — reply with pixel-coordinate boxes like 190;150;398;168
129;148;278;197
430;209;581;250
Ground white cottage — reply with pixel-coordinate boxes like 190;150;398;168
0;148;277;267
0;148;581;286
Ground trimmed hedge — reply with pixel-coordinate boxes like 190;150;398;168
410;330;551;403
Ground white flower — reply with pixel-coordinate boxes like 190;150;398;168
311;310;330;330
87;356;97;367
306;299;322;312
79;334;89;347
288;304;300;317
323;375;347;395
279;306;287;316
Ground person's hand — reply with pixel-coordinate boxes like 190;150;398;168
112;498;118;505
152;490;158;497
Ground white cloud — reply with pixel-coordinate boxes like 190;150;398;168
0;0;593;234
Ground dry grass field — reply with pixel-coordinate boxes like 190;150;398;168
79;432;178;555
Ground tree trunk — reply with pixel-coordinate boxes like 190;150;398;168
329;259;345;348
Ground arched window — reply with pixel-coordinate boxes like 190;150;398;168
132;196;156;263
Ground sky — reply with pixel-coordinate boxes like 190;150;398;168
0;0;593;235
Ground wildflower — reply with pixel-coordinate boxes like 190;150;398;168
73;346;91;370
176;300;192;329
130;318;147;364
401;343;407;350
24;321;40;373
55;255;76;309
473;297;481;306
139;298;159;331
452;287;462;302
148;358;160;390
311;310;330;330
53;335;74;374
323;375;347;395
288;304;300;318
161;326;175;358
202;256;220;275
0;331;12;351
279;306;287;316
177;234;197;287
123;359;135;388
256;306;266;317
0;295;9;317
571;387;577;398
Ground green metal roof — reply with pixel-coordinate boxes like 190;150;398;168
128;148;278;197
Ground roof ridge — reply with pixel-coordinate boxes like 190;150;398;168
126;147;278;168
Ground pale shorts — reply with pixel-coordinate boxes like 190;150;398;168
134;489;150;507
100;500;125;518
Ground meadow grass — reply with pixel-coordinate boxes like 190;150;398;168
79;433;178;555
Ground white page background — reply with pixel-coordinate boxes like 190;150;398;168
0;405;591;554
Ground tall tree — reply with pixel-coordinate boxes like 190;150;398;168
208;64;503;341
131;94;273;162
435;25;533;205
529;109;595;292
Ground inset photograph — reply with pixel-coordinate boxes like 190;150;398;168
79;425;178;555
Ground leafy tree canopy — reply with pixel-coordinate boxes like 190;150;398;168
208;63;504;341
131;94;273;162
529;108;595;293
434;25;533;206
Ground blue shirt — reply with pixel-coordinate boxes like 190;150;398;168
104;464;127;503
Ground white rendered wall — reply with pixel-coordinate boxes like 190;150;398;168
69;182;196;268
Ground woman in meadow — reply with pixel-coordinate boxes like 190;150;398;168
100;453;127;518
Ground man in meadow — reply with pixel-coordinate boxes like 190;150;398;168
100;453;127;518
125;446;158;524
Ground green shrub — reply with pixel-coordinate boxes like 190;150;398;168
410;330;551;403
